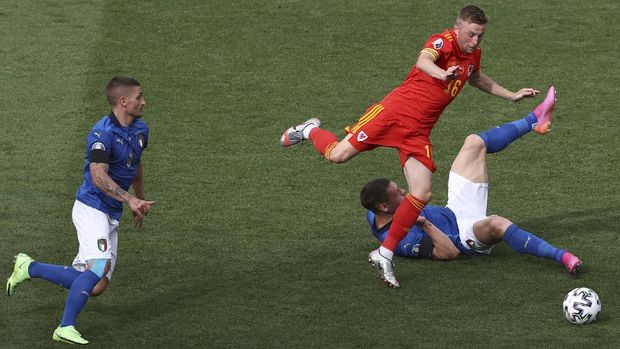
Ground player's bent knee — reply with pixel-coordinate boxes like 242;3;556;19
419;191;432;203
91;277;109;297
326;149;350;163
464;134;486;151
326;141;358;163
407;189;431;204
488;215;513;239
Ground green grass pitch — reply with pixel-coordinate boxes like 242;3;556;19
1;0;619;347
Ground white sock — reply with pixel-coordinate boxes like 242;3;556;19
302;124;318;139
379;246;394;260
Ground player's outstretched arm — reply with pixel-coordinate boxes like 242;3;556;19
468;70;539;102
417;216;460;260
90;162;155;227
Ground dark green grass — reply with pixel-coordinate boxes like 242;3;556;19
1;0;619;347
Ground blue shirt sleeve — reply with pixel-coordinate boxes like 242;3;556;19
86;129;113;158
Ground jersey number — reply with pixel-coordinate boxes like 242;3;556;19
444;80;462;97
424;144;432;158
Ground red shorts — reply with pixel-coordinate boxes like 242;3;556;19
345;104;437;172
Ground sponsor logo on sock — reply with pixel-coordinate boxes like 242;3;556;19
357;131;368;142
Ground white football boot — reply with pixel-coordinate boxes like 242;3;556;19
279;118;321;147
368;249;400;288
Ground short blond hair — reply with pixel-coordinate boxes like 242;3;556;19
457;5;488;25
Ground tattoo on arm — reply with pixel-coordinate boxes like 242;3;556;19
100;174;129;202
91;163;130;202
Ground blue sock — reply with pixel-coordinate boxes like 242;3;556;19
478;113;537;153
503;224;565;263
28;262;82;289
60;270;101;327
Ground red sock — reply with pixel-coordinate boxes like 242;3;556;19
308;128;338;158
382;194;425;251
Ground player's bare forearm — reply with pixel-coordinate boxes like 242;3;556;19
131;162;145;199
469;72;511;99
469;72;538;102
421;220;460;260
90;162;135;203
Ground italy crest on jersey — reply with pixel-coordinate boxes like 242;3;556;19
466;239;479;250
97;238;108;252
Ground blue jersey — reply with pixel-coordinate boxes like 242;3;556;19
366;205;463;258
76;113;149;220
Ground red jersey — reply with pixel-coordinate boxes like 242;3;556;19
380;29;481;136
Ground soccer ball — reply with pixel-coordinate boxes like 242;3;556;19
563;287;601;324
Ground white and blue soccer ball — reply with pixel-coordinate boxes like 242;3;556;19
563;287;601;324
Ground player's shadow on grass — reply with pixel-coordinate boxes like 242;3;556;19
85;276;212;335
515;206;619;235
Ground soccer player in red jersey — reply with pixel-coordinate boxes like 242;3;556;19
280;5;544;288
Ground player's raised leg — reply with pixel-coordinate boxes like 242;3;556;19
476;86;556;154
280;118;361;163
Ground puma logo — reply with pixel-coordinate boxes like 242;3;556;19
524;236;532;248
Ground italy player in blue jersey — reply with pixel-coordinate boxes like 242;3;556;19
363;87;581;287
6;76;155;345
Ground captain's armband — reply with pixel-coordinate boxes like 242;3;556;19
419;236;435;259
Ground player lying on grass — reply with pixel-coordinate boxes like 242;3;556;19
362;94;581;285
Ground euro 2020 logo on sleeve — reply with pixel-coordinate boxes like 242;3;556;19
433;38;444;49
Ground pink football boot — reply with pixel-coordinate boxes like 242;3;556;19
561;251;582;275
533;86;556;134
